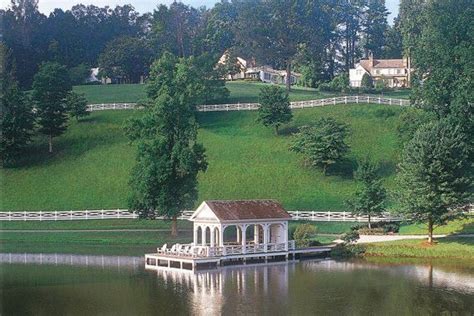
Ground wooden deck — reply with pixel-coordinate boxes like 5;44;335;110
145;245;332;271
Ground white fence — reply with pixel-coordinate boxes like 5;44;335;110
87;95;411;113
0;209;403;222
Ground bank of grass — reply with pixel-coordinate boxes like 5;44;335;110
398;218;474;235
74;81;411;104
1;104;402;211
0;219;192;230
362;237;474;260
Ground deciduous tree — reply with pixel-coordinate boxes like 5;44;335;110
257;86;292;135
65;91;89;121
291;118;350;175
32;62;71;153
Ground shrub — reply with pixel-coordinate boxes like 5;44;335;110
342;230;360;243
361;73;373;89
293;223;317;248
331;243;365;258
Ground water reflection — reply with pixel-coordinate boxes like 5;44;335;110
1;253;473;315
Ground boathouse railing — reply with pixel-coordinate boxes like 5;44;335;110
1;207;472;222
86;95;411;113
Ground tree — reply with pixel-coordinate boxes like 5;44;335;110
397;120;472;243
293;223;317;248
362;0;388;58
68;63;90;85
65;91;89;121
126;54;208;237
98;36;152;84
32;62;72;153
257;85;292;135
361;73;373;89
221;49;241;81
1;84;35;167
347;158;387;229
410;0;473;119
382;18;403;58
291;118;350;175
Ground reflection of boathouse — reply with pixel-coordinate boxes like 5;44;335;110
145;200;330;270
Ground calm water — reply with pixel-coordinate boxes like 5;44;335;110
1;253;473;315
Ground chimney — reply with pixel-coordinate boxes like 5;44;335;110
369;52;374;67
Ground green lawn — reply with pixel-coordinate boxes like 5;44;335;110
398;218;474;235
363;237;474;260
1;104;403;211
74;81;411;104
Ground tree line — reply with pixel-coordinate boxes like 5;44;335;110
1;0;400;89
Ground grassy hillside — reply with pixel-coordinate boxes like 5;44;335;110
74;81;411;104
1;104;403;211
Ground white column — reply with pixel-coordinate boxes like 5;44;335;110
220;225;226;255
236;226;241;243
210;226;215;247
240;224;247;254
193;225;199;245
201;225;207;246
254;225;259;244
263;224;269;252
283;222;289;250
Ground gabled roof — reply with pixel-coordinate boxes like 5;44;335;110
191;200;291;222
360;59;405;71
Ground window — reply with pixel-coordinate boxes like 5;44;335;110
397;69;401;74
375;70;380;75
263;72;271;81
356;70;362;75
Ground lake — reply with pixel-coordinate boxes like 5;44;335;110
1;253;473;315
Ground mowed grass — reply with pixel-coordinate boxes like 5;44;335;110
1;104;402;211
363;237;474;260
398;218;474;235
74;81;410;104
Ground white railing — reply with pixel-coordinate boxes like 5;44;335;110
156;241;296;258
86;96;411;113
2;206;471;222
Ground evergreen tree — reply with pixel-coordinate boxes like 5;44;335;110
362;0;388;57
347;158;387;229
291;118;350;175
126;54;208;236
361;73;373;89
397;120;472;243
257;85;292;135
65;91;89;121
32;62;72;153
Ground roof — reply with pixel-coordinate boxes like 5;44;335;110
360;59;405;70
201;200;291;221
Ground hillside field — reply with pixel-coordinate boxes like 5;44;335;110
1;103;404;211
74;81;411;104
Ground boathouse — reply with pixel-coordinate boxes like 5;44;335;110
145;200;330;271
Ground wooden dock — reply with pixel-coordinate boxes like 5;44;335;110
145;245;332;271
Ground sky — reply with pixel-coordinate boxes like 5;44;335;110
0;0;400;23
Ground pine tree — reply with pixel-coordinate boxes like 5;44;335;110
65;91;89;121
32;62;71;153
362;0;389;57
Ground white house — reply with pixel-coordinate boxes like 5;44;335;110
245;66;301;85
349;55;411;88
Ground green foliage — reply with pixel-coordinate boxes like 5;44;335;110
126;53;208;230
291;117;350;175
32;62;72;153
347;158;387;228
362;0;389;58
342;230;360;244
396;107;435;145
319;74;350;93
411;0;473;118
220;49;241;80
98;36;152;84
257;85;292;134
293;223;317;248
361;73;373;89
397;119;472;242
1;84;35;167
68;64;90;85
65;92;89;121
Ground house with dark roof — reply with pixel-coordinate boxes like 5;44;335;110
349;54;412;88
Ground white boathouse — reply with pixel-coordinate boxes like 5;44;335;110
145;200;331;271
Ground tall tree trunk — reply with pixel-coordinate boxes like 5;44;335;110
286;62;291;92
368;215;371;229
171;215;178;237
427;216;434;244
48;135;53;153
275;125;279;135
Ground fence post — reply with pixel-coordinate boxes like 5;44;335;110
327;211;330;221
70;210;73;220
344;96;347;104
9;211;11;221
367;96;369;103
389;98;392;105
55;211;57;221
85;210;88;220
356;95;359;104
24;211;26;221
101;210;104;220
378;97;381;104
312;211;315;221
343;211;346;222
39;210;42;221
333;97;336;105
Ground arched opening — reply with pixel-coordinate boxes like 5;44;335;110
222;225;239;245
269;223;286;244
205;226;211;246
195;226;203;245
